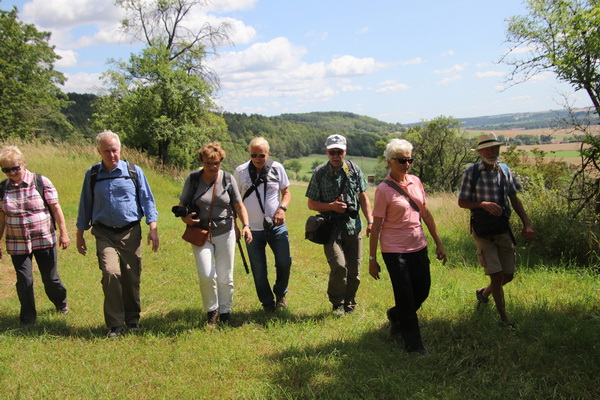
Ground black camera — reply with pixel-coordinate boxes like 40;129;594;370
171;205;199;217
344;202;359;219
263;216;274;231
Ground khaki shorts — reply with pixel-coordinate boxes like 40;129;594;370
472;232;516;275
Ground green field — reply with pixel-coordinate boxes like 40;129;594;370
0;142;598;399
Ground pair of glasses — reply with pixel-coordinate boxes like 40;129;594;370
328;150;344;156
392;157;414;164
2;166;21;173
251;154;266;159
203;161;222;167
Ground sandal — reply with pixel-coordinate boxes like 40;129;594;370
475;288;489;306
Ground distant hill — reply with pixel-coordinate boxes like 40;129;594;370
452;108;597;130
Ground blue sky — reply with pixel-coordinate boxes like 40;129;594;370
1;0;592;124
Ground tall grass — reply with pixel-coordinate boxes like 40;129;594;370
0;141;598;399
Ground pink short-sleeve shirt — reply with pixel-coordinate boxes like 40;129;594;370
373;173;427;253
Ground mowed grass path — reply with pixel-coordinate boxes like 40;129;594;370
0;142;598;399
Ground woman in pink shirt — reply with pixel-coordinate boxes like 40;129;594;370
369;139;446;356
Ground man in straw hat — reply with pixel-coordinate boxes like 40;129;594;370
458;132;535;328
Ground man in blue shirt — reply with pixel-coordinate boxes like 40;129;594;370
76;131;159;338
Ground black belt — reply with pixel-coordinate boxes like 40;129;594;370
94;220;140;233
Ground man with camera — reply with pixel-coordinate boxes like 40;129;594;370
234;137;292;313
306;134;373;316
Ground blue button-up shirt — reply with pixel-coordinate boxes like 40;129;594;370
76;160;158;230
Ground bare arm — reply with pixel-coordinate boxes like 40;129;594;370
273;186;291;226
48;202;70;249
233;201;253;243
147;221;159;252
0;211;5;260
458;198;503;216
509;194;535;240
421;205;447;264
368;217;383;279
359;191;373;237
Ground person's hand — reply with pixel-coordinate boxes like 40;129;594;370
273;207;285;226
436;244;447;265
59;233;70;249
76;236;87;256
331;197;348;214
181;212;200;226
369;259;380;280
522;225;536;240
365;223;372;237
480;201;503;216
147;229;159;252
242;225;252;244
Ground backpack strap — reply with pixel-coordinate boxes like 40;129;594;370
0;175;56;228
90;160;142;218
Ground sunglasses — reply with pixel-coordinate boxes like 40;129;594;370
203;161;222;167
2;166;22;173
327;150;344;156
251;154;266;159
392;157;414;164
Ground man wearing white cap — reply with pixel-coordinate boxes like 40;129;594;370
458;132;535;328
305;134;373;316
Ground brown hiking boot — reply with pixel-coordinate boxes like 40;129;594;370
276;294;287;309
206;310;219;329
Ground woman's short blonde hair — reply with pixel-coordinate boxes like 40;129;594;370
199;142;226;163
0;145;25;166
383;139;413;161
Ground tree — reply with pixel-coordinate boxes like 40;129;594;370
402;116;477;192
93;0;232;166
503;0;600;216
0;7;71;139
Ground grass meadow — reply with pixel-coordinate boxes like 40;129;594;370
0;142;598;399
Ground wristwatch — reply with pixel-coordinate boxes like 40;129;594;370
279;205;287;211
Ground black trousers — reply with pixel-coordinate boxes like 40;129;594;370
11;246;67;324
382;247;431;352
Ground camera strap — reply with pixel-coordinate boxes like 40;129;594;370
245;160;272;216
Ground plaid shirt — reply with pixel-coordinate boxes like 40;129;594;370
0;170;58;255
305;160;368;235
458;161;520;217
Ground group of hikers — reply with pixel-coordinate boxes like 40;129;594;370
0;130;534;355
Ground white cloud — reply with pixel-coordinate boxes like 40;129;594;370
327;55;380;77
441;50;455;57
433;64;467;75
205;0;259;13
22;0;122;29
356;27;369;34
435;75;463;86
475;71;504;78
510;95;532;101
54;49;78;68
398;57;426;66
62;72;103;94
376;80;410;94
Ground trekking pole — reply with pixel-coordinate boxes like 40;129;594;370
237;238;250;274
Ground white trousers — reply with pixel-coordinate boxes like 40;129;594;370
191;229;236;313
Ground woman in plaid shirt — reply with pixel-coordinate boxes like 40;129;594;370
0;146;70;325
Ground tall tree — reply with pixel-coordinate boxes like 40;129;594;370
0;7;71;139
503;0;600;215
403;116;476;192
94;0;232;166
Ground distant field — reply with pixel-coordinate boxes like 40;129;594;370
464;126;600;139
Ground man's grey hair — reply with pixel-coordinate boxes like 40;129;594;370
96;130;121;148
